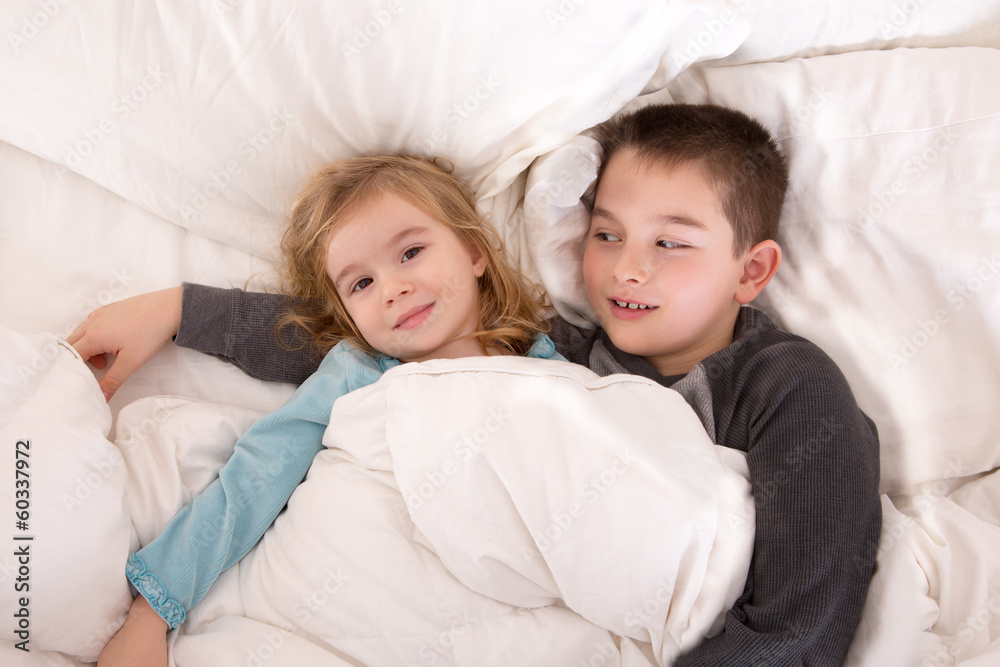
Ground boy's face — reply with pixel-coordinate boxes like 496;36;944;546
325;193;487;363
583;150;748;376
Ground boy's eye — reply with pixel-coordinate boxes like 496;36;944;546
657;239;686;249
402;246;423;262
594;232;621;242
351;277;373;293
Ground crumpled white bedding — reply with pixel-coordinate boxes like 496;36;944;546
0;327;754;667
0;327;132;662
216;357;752;667
175;358;753;665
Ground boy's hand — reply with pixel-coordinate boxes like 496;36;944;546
98;594;169;667
67;286;183;401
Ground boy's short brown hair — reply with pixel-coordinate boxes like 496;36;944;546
593;103;788;255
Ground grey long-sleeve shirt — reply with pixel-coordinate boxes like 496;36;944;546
176;282;881;666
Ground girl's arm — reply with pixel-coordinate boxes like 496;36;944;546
107;343;382;638
97;595;168;667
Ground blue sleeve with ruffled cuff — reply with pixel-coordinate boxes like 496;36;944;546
126;342;391;628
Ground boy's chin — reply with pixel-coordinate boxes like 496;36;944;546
601;325;657;358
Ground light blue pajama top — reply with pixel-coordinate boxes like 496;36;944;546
126;335;564;628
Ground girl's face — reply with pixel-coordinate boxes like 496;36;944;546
325;193;488;362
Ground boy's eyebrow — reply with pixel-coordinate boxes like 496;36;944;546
591;206;708;230
330;225;430;290
653;214;708;230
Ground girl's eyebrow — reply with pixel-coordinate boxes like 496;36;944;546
331;225;430;290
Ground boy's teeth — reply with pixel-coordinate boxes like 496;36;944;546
615;300;649;310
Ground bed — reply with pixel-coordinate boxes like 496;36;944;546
1;1;999;665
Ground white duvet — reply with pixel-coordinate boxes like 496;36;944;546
0;327;754;666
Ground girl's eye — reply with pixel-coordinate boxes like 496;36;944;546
402;246;423;262
351;277;373;293
657;239;686;249
595;231;621;242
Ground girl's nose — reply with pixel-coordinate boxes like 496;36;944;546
382;275;413;305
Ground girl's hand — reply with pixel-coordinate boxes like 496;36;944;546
67;286;183;401
98;595;169;667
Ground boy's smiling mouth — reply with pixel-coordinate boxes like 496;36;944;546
613;299;654;310
609;298;657;320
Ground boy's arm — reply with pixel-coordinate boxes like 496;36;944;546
675;343;882;666
125;346;365;627
176;282;321;384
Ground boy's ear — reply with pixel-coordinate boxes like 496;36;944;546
735;240;782;305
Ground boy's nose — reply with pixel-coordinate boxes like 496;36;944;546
612;248;651;284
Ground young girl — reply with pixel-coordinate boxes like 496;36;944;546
93;154;563;666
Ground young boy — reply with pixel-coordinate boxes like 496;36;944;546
548;104;882;665
71;104;881;665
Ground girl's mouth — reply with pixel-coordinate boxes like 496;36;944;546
395;303;434;330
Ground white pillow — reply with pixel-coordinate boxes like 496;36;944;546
524;46;1000;493
0;327;132;662
719;0;1000;66
0;0;748;261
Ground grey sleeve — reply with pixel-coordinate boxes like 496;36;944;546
174;282;322;385
676;341;882;666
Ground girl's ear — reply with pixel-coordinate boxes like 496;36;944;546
735;240;782;305
468;241;488;278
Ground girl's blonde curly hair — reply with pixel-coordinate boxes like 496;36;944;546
277;154;550;358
